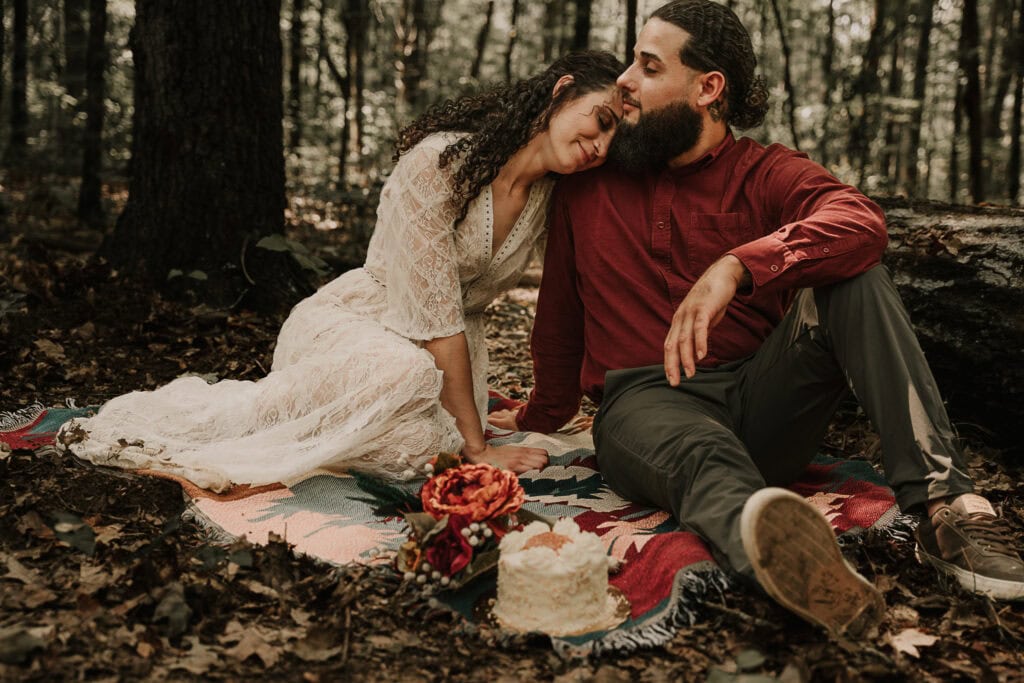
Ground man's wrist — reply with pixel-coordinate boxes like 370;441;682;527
720;254;752;292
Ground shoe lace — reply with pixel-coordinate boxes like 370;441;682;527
956;515;1019;556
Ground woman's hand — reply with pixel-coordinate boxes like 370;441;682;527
487;408;520;431
462;443;548;474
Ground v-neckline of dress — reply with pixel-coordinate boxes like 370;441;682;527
483;181;541;270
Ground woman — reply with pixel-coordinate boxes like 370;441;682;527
60;51;624;491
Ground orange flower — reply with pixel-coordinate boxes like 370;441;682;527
420;463;524;522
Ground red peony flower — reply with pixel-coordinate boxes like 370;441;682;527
420;463;524;522
423;515;474;577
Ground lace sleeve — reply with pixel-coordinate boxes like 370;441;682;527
376;140;465;341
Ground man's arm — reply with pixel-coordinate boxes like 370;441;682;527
666;150;887;383
728;147;888;292
515;188;586;433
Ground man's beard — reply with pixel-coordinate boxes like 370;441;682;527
608;100;704;173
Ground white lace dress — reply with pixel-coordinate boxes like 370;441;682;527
60;133;554;492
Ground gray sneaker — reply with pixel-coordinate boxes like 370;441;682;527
740;487;885;639
915;494;1024;601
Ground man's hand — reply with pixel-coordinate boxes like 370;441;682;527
664;255;750;385
487;408;520;431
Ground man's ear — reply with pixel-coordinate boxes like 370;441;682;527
552;74;575;97
696;71;726;109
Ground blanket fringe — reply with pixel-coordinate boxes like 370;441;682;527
550;562;732;659
0;402;46;432
181;501;240;545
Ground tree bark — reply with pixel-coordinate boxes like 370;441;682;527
289;0;305;150
849;0;887;184
542;0;559;63
986;0;1016;137
77;0;107;229
63;0;88;101
470;0;495;80
6;0;29;167
571;0;591;51
878;197;1024;455
340;0;369;185
819;0;835;167
1010;0;1024;203
768;0;799;149
950;80;962;203
625;0;637;66
103;0;299;311
394;0;445;111
314;0;326;111
0;1;5;117
505;0;520;83
960;0;985;203
902;0;934;197
880;0;907;182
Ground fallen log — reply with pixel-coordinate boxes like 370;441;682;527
877;197;1024;456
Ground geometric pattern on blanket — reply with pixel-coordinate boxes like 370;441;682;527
2;400;913;656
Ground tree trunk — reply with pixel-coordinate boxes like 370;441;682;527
819;0;835;167
960;0;985;204
6;0;29;167
57;0;89;172
542;0;560;63
849;0;887;185
102;0;299;311
289;0;305;150
571;0;591;51
314;0;325;111
63;0;88;101
340;0;368;185
951;81;962;203
1010;0;1024;203
902;0;934;197
0;1;5;117
398;0;427;110
768;0;799;149
625;0;637;66
470;0;495;80
880;0;907;182
505;0;520;83
77;0;107;229
878;197;1024;455
986;0;1016;137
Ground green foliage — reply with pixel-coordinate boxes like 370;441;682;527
1;0;1015;220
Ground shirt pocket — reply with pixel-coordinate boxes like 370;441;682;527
686;213;755;274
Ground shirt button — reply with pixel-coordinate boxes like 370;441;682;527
822;247;830;253
770;264;779;272
656;221;666;229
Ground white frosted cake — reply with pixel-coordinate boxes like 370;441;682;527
492;518;624;636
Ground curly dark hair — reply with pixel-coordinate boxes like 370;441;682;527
652;0;769;130
394;50;624;223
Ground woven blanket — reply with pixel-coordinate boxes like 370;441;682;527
1;399;912;656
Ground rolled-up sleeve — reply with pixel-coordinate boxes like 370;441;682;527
729;147;888;292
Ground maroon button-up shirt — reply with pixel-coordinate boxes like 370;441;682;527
517;133;888;434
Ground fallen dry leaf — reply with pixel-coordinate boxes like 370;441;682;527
887;628;938;658
33;338;65;362
168;636;221;675
225;630;281;668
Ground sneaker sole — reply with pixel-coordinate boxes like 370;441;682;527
741;487;885;639
915;546;1024;601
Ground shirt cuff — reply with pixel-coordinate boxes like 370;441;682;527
728;234;797;291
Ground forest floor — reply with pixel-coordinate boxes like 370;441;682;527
1;177;1023;682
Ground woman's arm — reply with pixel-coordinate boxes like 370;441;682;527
425;332;548;474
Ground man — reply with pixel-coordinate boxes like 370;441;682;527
496;0;1024;638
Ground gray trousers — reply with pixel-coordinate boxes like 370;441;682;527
592;266;974;580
